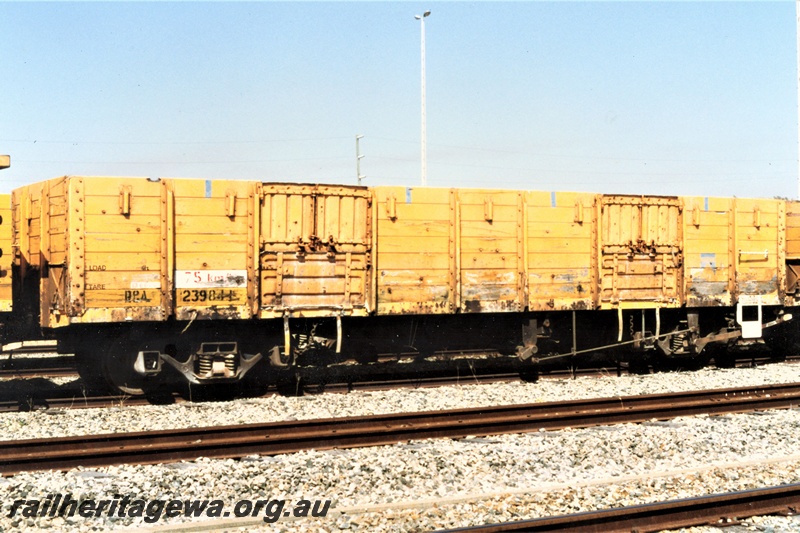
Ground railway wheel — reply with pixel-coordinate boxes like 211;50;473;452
708;346;736;369
627;358;651;375
518;367;539;383
354;345;379;365
276;371;305;396
75;341;113;393
101;336;148;396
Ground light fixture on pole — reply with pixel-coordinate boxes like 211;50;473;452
415;10;431;186
796;0;800;199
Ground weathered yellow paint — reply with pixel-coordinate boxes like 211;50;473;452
12;176;800;328
165;179;255;320
85;289;163;307
176;288;247;306
259;183;371;318
527;192;596;310
596;195;683;308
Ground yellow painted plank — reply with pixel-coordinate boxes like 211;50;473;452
461;220;517;238
376;219;450;237
85;289;162;307
787;227;800;240
460;204;518;222
683;253;730;268
175;233;248;252
376;203;451;222
529;255;592;268
376;253;450;270
176;288;248;305
378;285;449;303
528;238;593;253
378;269;449;285
85;196;162;216
175;252;247;270
527;224;591;239
278;277;364;295
461;253;518;270
458;190;520;205
81;177;161;196
374;235;450;253
85;252;161;270
372;186;452;205
85;270;162;290
169;178;253;197
85;234;160;253
460;237;518;254
85;214;161;234
175;215;248;234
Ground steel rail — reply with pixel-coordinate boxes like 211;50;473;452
2;383;800;475
0;367;78;379
439;483;800;532
0;393;156;412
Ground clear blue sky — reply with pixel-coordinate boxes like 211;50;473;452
2;2;798;198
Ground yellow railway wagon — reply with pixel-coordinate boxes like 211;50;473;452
9;176;798;392
372;188;788;312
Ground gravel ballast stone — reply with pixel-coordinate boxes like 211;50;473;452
2;363;800;531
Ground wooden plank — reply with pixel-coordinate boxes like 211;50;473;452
85;289;162;308
683;253;730;269
459;237;518;254
174;233;248;252
85;252;161;269
80;177;160;196
84;234;160;253
373;235;450;253
85;270;162;290
175;252;247;270
458;190;520;205
375;202;452;222
527;223;591;239
529;237;593;253
526;208;582;224
461;253;518;270
461;220;517;238
279;277;364;295
460;204;518;222
175;288;248;306
528;254;592;269
85;214;161;234
169;178;253;198
373;186;452;205
175;215;248;234
376;219;450;238
376;253;450;270
377;268;449;285
85;196;162;216
377;285;449;303
174;197;250;216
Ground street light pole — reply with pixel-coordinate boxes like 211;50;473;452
356;134;365;186
415;10;431;186
796;0;800;198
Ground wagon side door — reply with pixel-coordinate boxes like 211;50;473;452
598;195;683;308
259;184;371;318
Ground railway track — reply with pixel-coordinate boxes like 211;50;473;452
0;366;78;379
441;483;800;532
2;382;800;475
0;354;796;413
